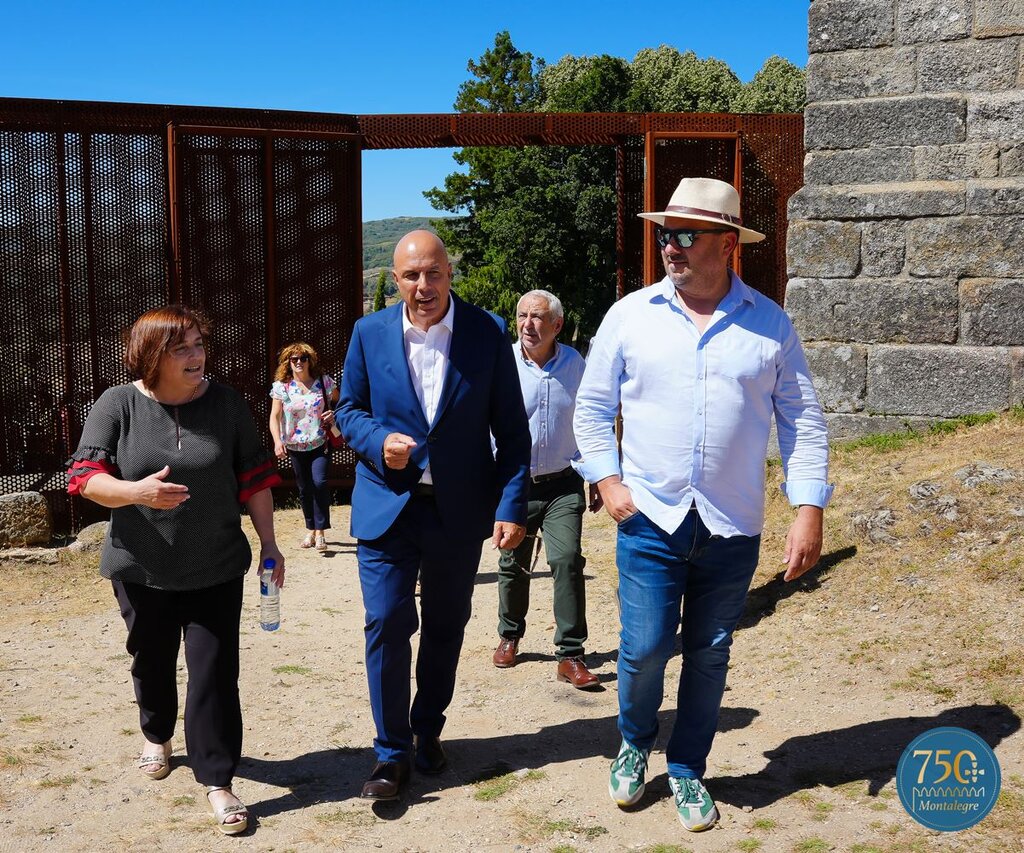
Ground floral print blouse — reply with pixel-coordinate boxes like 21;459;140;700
270;374;336;452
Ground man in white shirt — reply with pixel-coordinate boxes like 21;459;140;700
492;290;599;689
574;178;832;832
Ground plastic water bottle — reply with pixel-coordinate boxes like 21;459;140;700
259;558;280;631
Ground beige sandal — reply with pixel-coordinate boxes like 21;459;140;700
137;741;171;780
300;531;315;549
315;532;327;552
208;786;248;836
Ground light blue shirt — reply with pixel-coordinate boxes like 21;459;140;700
513;341;586;477
574;273;833;537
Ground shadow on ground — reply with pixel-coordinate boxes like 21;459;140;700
738;545;857;631
712;703;1020;808
235;706;759;819
234;703;1018;820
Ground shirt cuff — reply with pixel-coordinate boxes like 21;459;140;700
67;459;117;495
238;459;283;503
576;451;622;485
780;479;834;509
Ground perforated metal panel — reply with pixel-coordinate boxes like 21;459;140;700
1;99;802;533
171;127;363;485
645;114;805;302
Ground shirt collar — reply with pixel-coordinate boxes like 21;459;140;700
517;339;560;368
402;293;455;337
653;271;755;314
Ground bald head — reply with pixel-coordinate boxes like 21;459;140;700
392;229;453;331
393;229;448;266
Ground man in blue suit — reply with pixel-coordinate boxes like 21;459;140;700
337;230;531;800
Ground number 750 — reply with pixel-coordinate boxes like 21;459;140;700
912;749;977;784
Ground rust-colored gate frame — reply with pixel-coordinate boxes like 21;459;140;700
0;99;803;532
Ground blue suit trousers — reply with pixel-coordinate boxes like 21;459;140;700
357;494;484;764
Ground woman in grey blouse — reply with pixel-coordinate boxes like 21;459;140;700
67;305;283;836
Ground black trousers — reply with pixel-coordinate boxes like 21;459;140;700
112;576;244;786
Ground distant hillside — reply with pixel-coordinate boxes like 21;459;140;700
362;216;458;270
361;216;463;298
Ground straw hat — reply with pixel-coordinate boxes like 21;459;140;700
638;177;765;244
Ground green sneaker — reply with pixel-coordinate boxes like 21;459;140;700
669;776;719;831
608;740;649;807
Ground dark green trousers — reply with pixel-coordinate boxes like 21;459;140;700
497;473;587;659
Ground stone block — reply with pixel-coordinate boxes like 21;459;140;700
804;147;915;186
867;345;1013;415
898;0;971;42
0;491;52;548
807;48;916;102
915;143;1000;179
966;178;1024;214
809;0;895;52
861;220;906;276
68;521;109;553
974;0;1024;37
1003;144;1024;176
789;181;964;220
960;278;1024;344
919;38;1020;91
825;412;940;442
906;215;1024;277
787;220;861;277
1012;347;1024;405
785;278;958;343
806;96;966;150
967;92;1024;141
804;342;868;413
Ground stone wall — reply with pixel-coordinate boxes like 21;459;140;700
787;0;1024;439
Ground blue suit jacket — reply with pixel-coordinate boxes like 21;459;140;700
337;294;531;542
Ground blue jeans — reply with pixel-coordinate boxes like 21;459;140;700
287;445;331;530
616;508;760;780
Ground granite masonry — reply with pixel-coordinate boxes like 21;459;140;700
787;0;1024;439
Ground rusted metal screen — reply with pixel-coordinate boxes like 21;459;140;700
0;100;363;532
646;114;804;303
171;126;362;482
1;99;801;533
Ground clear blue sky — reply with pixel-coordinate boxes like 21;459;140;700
2;1;809;221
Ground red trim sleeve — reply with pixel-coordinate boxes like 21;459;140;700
238;459;283;503
67;459;117;495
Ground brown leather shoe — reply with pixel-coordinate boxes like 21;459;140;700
492;637;519;668
360;760;409;800
557;657;600;689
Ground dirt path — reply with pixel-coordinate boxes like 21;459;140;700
2;502;1022;852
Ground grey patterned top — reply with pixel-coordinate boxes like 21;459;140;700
67;382;279;591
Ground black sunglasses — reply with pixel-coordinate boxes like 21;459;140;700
655;226;731;249
289;355;310;364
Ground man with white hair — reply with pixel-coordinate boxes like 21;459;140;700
574;178;832;830
491;289;600;689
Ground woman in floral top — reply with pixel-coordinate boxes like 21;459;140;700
269;342;338;551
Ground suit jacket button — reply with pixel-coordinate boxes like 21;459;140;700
427;434;436;444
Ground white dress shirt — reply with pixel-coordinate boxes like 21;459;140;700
403;297;455;484
574;273;833;537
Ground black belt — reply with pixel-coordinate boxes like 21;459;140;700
531;467;575;485
412;482;435;498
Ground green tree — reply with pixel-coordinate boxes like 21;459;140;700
426;31;544;272
730;56;806;113
372;268;388;312
427;37;804;343
626;46;740;112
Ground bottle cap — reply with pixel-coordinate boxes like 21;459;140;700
262;558;276;569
